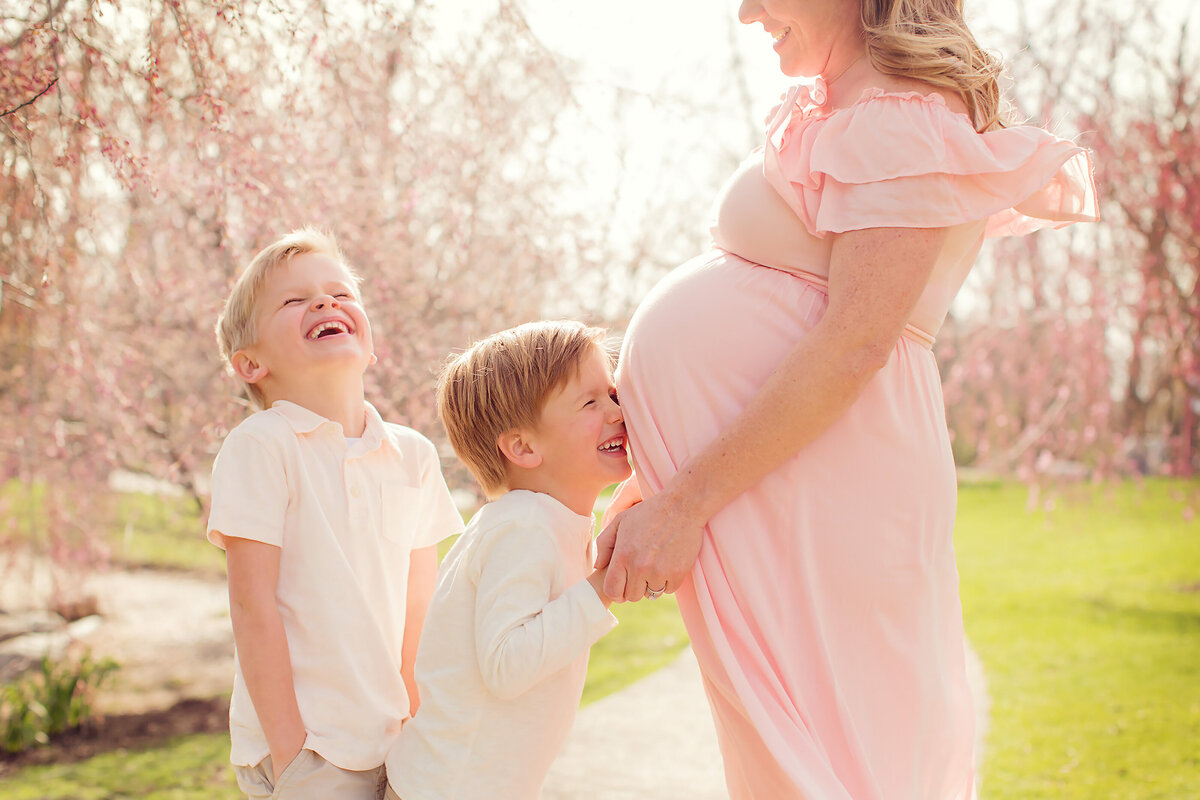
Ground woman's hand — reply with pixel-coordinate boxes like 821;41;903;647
594;486;705;603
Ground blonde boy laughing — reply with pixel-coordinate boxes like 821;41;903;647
385;321;628;800
208;229;463;800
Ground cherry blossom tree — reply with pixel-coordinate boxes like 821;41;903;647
940;0;1198;485
0;0;608;599
3;0;1194;608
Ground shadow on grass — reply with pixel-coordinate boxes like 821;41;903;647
1085;597;1200;633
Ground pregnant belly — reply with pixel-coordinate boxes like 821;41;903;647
621;250;830;399
616;249;831;459
617;247;955;527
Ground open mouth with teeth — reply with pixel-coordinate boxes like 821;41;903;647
307;320;352;340
598;435;627;456
772;27;789;44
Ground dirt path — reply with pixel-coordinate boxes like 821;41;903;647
544;644;990;799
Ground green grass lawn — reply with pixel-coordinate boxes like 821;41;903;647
2;478;1196;798
108;491;227;575
955;479;1199;799
0;480;226;576
0;733;239;800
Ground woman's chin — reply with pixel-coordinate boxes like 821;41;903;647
776;55;819;79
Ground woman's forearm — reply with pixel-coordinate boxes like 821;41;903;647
600;321;887;601
659;225;944;526
662;319;886;526
600;226;945;602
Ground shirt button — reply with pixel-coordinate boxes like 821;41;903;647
350;486;362;499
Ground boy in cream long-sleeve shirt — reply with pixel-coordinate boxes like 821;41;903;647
385;321;629;800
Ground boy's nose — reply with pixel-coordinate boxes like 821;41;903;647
311;295;340;311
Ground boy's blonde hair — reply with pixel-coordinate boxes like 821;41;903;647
438;320;609;497
215;228;359;409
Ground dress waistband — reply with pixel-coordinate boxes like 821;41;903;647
759;262;936;350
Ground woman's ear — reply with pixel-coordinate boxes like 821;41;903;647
497;429;542;471
231;349;269;385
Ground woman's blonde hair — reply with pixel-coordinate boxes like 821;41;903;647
215;228;359;409
437;320;609;497
860;0;1008;131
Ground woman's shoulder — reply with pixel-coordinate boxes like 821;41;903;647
771;69;1097;238
841;73;971;118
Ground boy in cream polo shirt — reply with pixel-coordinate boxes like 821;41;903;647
384;321;627;800
208;229;464;800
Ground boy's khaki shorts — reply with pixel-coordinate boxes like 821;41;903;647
234;749;386;800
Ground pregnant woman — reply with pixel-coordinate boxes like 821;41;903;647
596;1;1097;798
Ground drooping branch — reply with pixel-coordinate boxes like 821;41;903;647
0;76;59;117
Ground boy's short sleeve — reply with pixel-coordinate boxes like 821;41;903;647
412;436;465;549
207;428;289;550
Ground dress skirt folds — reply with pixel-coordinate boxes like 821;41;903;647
618;253;972;800
616;83;1097;800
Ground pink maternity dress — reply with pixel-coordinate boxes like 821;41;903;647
616;82;1097;800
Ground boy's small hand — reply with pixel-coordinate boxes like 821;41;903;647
593;526;616;571
586;567;614;608
270;726;307;783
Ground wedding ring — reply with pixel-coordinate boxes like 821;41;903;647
645;583;666;600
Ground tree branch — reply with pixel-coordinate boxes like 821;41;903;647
0;76;59;118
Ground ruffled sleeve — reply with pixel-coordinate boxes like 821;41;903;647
763;87;1098;238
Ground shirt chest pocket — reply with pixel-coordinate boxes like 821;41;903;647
381;484;424;545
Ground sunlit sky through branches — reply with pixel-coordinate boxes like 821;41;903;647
496;0;1196;318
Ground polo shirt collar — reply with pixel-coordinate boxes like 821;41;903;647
270;400;333;434
269;400;399;457
359;402;394;455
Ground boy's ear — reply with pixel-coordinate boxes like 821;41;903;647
497;429;542;471
231;349;269;385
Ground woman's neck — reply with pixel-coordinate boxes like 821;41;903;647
823;47;873;108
